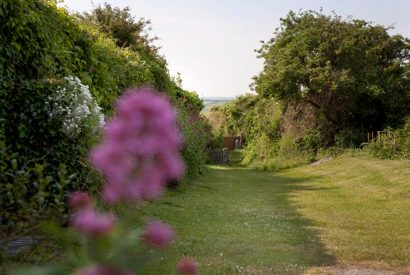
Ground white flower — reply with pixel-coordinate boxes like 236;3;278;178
46;76;105;137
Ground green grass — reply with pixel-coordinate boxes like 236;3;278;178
130;152;410;274
282;153;410;272
4;152;410;274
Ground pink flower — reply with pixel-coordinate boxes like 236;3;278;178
76;265;134;275
71;208;116;237
142;220;175;248
89;87;185;205
156;152;185;180
90;143;136;185
176;258;198;275
69;191;92;209
113;88;181;156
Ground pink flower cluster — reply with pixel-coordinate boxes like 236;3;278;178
177;258;198;275
69;191;115;237
69;191;92;209
76;265;133;275
90;88;185;204
71;207;116;237
69;88;197;274
142;220;175;248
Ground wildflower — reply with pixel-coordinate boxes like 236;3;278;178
90;87;185;204
47;76;105;136
113;88;183;156
142;220;175;248
71;207;116;237
69;191;92;209
176;258;198;275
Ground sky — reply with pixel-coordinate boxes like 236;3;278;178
61;0;410;98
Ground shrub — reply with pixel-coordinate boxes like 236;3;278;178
243;134;313;171
177;103;209;180
0;78;104;238
366;132;399;159
0;144;70;241
334;128;366;148
366;118;410;159
207;129;224;149
397;119;410;158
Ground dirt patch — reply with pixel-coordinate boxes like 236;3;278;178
310;157;333;166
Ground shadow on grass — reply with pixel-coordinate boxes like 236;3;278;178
135;159;337;274
203;164;337;274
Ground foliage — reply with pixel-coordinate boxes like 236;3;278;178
213;94;313;170
177;102;209;180
0;1;103;234
242;134;313;171
0;78;103;238
78;23;154;114
81;2;159;57
176;90;204;113
79;3;194;104
221;94;282;141
207;11;410;170
0;0;208;239
254;10;410;142
334;128;366;148
207;128;224;149
366;117;410;159
0;140;69;241
10;89;197;275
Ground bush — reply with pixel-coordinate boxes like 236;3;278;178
366;118;410;159
366;133;399;159
334;129;366;148
243;134;313;171
397;119;410;158
0;78;104;238
0;144;69;241
177;104;209;180
207;129;224;149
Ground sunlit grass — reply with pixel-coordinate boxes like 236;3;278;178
130;152;410;274
282;153;410;271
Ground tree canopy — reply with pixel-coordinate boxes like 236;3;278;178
254;10;410;135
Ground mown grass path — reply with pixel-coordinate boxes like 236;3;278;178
136;153;410;274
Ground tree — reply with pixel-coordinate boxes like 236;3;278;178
254;10;410;138
82;3;158;54
82;3;206;111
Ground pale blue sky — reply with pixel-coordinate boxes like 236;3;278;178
61;0;410;97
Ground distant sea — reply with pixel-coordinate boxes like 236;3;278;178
201;97;234;112
201;97;234;101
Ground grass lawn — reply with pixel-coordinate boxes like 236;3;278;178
131;152;410;274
